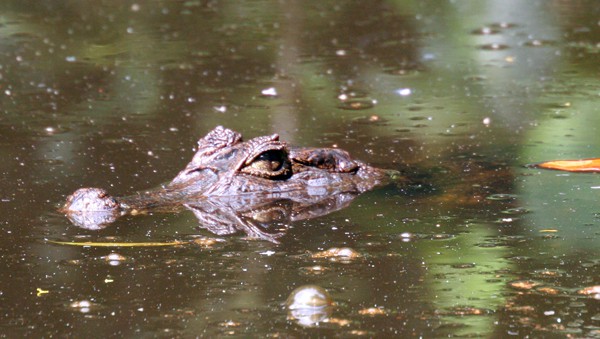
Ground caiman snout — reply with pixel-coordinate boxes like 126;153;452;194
62;187;120;213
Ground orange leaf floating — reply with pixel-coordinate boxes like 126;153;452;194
532;158;600;173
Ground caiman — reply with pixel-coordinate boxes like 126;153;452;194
62;126;389;240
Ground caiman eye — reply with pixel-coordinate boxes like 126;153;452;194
241;150;291;179
255;151;284;171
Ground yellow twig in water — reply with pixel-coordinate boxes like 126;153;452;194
36;288;49;296
47;240;186;247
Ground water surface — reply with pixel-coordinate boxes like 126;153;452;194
1;1;599;337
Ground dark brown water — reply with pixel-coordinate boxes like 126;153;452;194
1;1;599;337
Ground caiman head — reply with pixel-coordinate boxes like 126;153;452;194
62;126;387;229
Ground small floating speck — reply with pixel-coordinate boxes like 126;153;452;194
261;87;278;97
501;207;530;215
399;232;413;241
395;88;412;96
351;115;388;125
65;56;77;62
486;193;517;201
471;27;500;35
523;39;556;47
337;88;368;100
452;263;476;269
299;265;328;275
489;22;517;29
337;98;376;110
479;43;509;50
213;105;227;113
409;116;432;121
70;300;95;313
429;233;454;240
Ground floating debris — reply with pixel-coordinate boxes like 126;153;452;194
577;285;600;299
435;306;492;316
311;247;361;261
508;280;541;291
358;307;388;316
528;158;600;172
48;239;186;247
536;286;561;295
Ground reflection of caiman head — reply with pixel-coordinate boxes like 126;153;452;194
62;126;389;235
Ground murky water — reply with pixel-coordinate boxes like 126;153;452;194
1;0;599;337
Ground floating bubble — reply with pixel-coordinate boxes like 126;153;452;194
104;252;127;266
286;285;333;327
